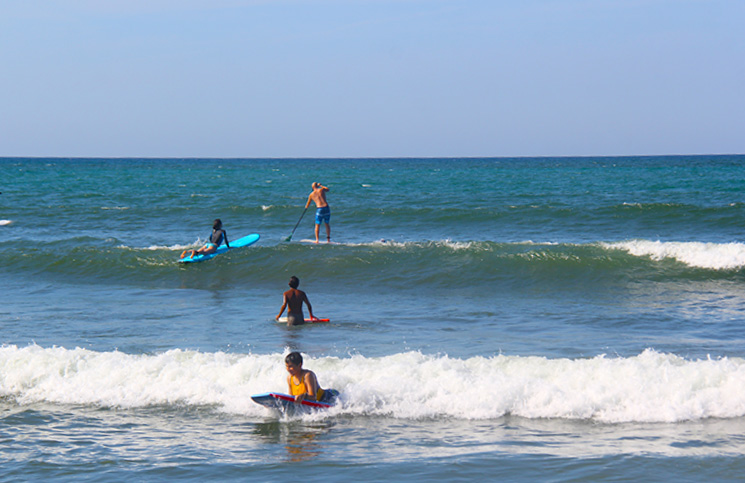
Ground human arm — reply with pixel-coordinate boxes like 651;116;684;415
276;294;287;320
224;230;230;249
303;293;314;320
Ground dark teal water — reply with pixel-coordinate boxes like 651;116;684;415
2;156;745;481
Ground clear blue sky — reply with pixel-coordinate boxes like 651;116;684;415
1;0;743;158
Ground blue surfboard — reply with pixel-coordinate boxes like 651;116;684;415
178;233;260;263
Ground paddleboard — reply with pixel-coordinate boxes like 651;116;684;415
0;220;11;226
276;317;330;324
251;391;339;411
178;233;259;263
299;239;339;245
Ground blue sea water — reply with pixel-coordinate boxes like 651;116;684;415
2;156;745;481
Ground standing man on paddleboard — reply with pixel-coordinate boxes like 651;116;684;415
305;182;331;243
276;276;315;326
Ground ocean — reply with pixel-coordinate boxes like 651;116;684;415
2;156;745;481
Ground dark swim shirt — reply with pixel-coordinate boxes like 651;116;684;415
210;229;226;247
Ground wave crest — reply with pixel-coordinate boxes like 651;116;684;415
606;240;745;270
2;346;744;423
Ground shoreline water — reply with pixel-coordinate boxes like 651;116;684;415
2;156;745;480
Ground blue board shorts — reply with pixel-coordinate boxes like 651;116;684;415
315;206;331;224
320;389;339;403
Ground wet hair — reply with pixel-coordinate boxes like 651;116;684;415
213;219;222;230
288;276;300;289
312;182;319;189
285;351;303;366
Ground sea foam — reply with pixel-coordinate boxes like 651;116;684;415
604;240;745;270
2;346;744;423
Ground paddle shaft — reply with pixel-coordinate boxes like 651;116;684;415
285;207;308;241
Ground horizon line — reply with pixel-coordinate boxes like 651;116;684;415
2;153;743;161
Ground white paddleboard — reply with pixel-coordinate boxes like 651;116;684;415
298;239;338;245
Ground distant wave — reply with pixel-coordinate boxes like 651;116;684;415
340;239;745;271
605;240;745;270
2;346;744;423
2;239;744;289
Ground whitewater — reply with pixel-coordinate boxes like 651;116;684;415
3;346;745;424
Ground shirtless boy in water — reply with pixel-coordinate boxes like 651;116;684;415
305;182;330;243
276;276;315;326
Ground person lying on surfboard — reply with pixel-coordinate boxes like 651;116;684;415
305;182;331;243
180;218;230;259
276;276;315;326
285;351;337;404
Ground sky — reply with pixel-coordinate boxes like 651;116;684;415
1;0;743;158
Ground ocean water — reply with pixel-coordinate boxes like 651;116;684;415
2;156;745;481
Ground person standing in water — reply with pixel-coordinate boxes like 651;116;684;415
305;182;330;243
276;276;315;326
180;218;230;259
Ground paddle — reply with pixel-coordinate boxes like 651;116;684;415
285;207;308;242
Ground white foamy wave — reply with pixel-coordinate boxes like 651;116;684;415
312;240;477;250
297;239;409;248
2;346;744;423
438;239;475;250
142;243;200;251
116;239;203;251
261;205;272;211
0;346;279;415
333;350;745;423
604;240;745;270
